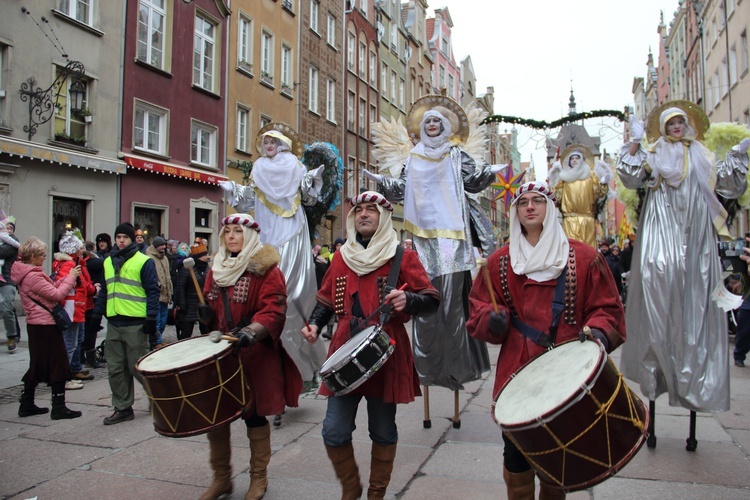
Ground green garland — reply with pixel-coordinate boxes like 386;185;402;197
482;109;626;130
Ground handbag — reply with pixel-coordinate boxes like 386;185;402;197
28;296;73;332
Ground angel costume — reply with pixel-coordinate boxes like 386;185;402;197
548;148;610;247
617;107;748;412
220;130;327;384
379;109;494;390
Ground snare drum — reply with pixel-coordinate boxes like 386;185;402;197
320;325;395;395
136;336;251;437
493;339;648;492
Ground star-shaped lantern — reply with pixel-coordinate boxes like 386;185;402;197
492;166;527;209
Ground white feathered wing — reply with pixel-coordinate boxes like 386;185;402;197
371;116;412;178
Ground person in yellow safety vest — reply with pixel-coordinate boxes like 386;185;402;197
91;222;160;426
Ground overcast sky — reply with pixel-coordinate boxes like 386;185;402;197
429;1;679;176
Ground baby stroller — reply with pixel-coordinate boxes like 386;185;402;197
95;340;106;364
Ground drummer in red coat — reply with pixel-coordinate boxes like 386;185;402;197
196;213;302;500
467;181;626;500
301;191;439;499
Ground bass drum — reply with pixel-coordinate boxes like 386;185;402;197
493;339;648;493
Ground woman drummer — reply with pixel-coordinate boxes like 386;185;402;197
196;214;302;500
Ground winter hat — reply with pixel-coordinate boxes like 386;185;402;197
334;237;346;247
191;243;208;258
114;222;136;241
151;236;167;249
59;231;84;254
96;233;112;246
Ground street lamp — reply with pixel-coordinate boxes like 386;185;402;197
19;59;86;140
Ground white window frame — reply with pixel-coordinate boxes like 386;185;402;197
309;66;319;113
194;14;217;92
236;106;249;152
359;98;366;136
729;45;738;86
326;79;336;123
58;0;93;26
310;0;319;32
53;70;90;144
359;41;366;78
260;114;271;129
281;45;293;88
369;104;377;139
347;91;355;131
369;51;377;87
741;31;748;75
134;100;168;155
347;157;357;199
261;30;274;78
327;14;336;46
191;120;217;167
347;32;356;71
390;70;396;102
381;62;387;98
238;14;253;68
137;0;166;69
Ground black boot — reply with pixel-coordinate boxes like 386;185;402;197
18;382;49;417
85;349;106;368
50;382;82;420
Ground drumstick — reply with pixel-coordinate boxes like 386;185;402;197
384;283;408;305
289;299;311;330
208;330;238;343
481;264;499;313
183;258;206;305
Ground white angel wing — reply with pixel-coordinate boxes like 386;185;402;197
462;101;490;164
372;116;412;178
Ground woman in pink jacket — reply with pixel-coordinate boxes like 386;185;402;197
12;237;83;419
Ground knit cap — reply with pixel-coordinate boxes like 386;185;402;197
59;231;83;254
114;222;136;241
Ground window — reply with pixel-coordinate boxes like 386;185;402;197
347;32;356;71
281;45;292;88
134;101;167;155
369;104;377;138
369;51;377;86
359;41;366;78
236;106;249;152
260;115;271;129
448;74;454;99
261;30;274;78
360;0;368;17
138;0;166;69
194;15;216;92
310;0;319;32
347;157;356;199
439;65;445;88
721;58;728;96
390;70;396;102
347;91;355;131
58;0;93;26
742;31;748;75
359;161;367;191
367;165;377;190
729;45;738;86
390;23;397;51
441;36;449;56
359;98;366;135
53;70;89;145
191;121;217;167
381;62;387;96
309;66;319;113
238;15;253;68
399;78;405;108
728;0;735;15
326;79;336;122
327;14;336;46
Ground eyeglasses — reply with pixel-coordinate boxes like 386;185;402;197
516;196;547;208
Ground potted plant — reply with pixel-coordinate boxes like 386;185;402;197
261;71;273;83
73;107;93;123
281;83;293;94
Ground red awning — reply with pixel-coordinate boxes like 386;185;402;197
123;154;227;185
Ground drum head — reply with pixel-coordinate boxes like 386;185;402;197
321;325;378;372
494;340;602;426
137;336;228;373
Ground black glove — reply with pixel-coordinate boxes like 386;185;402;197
143;319;157;337
197;304;215;325
488;311;509;336
590;328;610;351
232;329;256;354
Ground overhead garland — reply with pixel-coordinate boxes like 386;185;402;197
482;109;627;130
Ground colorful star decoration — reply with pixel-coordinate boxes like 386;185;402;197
492;167;527;209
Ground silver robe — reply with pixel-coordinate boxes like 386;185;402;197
380;148;495;390
222;175;328;383
617;143;748;412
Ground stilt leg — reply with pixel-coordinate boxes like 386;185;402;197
423;385;431;428
686;410;698;451
452;390;461;429
646;400;657;449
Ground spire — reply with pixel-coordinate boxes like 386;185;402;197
568;82;576;116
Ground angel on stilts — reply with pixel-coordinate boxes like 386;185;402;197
366;94;507;428
219;124;344;406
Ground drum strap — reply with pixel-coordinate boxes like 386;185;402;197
350;246;404;336
509;266;567;348
221;288;239;332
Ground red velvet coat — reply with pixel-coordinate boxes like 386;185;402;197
316;249;439;404
203;245;303;416
467;240;626;401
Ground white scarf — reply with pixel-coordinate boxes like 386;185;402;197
211;224;264;287
252;151;304;214
509;196;569;282
340;204;400;276
558;151;591;182
403;110;465;240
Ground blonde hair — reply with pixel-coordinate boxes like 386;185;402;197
18;237;48;263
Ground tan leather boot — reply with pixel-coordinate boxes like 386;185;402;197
503;466;535;500
200;426;233;500
539;481;566;500
246;423;271;499
367;443;397;499
325;442;363;500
